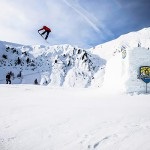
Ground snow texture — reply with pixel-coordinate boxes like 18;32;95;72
0;85;150;150
0;42;105;88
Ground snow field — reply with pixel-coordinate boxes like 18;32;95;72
0;85;150;150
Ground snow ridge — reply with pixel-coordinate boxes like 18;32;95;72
0;42;105;87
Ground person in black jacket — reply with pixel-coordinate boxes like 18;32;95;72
6;73;11;84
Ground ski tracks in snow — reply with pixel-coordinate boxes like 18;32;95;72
70;120;150;150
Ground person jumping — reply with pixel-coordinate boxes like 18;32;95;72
38;26;51;40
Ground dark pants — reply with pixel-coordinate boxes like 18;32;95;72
6;79;11;84
41;31;50;40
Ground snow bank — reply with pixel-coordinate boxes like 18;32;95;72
102;53;128;93
92;27;150;94
125;47;150;93
102;47;150;94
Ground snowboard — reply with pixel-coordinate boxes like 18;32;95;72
38;32;49;43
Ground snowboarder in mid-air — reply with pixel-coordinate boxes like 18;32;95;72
38;26;51;40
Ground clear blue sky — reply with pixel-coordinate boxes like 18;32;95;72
0;0;150;48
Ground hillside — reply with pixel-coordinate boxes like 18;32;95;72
0;27;150;93
91;27;150;60
91;27;150;93
0;42;105;87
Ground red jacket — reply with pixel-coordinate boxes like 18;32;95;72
43;26;51;32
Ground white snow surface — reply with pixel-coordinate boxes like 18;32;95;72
0;85;150;150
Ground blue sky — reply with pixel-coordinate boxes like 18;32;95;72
0;0;150;48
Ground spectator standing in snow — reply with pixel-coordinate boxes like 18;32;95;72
6;73;11;84
34;79;38;85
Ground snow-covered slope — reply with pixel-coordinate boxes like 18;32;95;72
91;27;150;60
0;27;150;93
91;27;150;93
0;41;105;87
